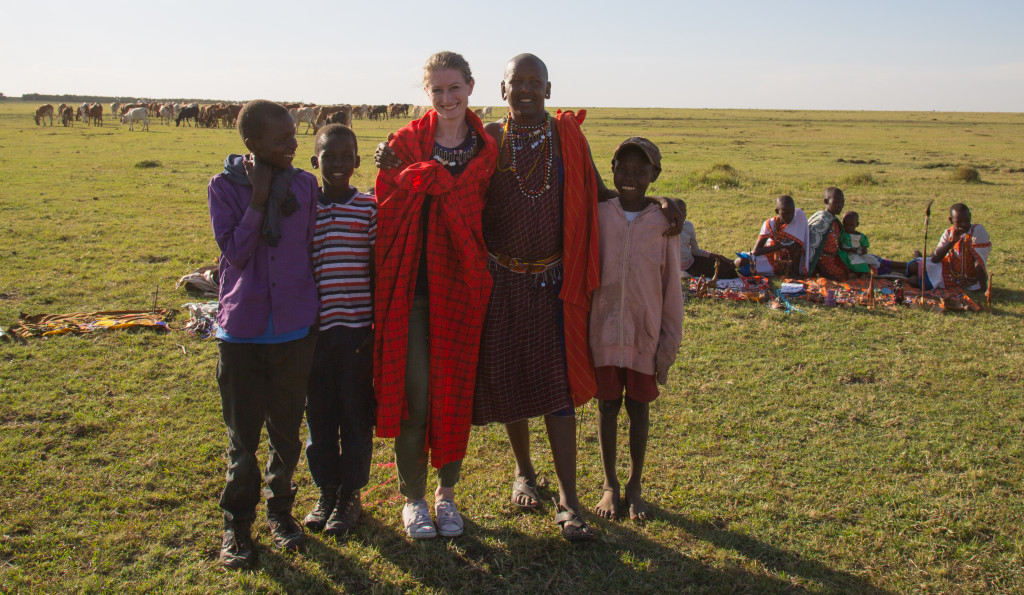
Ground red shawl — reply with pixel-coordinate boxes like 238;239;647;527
374;110;497;468
555;109;600;406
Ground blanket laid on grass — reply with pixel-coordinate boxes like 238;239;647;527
5;309;174;341
782;277;982;312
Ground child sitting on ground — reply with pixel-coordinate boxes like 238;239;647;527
209;100;319;570
839;211;881;276
590;137;683;522
734;195;810;277
679;199;739;279
908;203;990;290
302;124;377;538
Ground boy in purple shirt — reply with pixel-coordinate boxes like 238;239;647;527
208;100;319;570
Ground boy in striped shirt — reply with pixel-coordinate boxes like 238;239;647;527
303;124;377;537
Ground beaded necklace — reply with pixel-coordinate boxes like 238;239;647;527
431;131;478;167
499;114;554;199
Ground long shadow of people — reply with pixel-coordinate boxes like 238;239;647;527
652;508;895;594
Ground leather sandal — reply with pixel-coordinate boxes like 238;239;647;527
554;503;595;542
510;476;541;511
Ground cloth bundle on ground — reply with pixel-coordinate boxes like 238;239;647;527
175;264;219;297
181;301;219;338
5;309;174;341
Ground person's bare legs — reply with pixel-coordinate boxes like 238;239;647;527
595;398;621;519
505;419;539;508
544;413;582;515
623;397;651;521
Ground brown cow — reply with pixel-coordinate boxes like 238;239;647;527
34;104;54;126
60;106;74;127
314;105;352;129
88;103;103;126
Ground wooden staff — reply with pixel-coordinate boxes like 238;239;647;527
867;269;875;308
920;199;934;304
986;273;994;312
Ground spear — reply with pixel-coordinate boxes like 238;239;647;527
920;199;934;304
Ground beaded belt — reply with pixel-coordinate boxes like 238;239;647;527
488;251;561;274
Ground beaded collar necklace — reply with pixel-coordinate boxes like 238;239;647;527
499;113;554;199
431;131;478;167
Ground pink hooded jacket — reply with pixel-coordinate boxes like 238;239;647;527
589;199;684;384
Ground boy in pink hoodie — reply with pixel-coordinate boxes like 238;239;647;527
590;137;683;522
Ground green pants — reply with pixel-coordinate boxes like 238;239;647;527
395;297;462;500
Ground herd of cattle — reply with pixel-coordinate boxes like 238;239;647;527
30;101;492;132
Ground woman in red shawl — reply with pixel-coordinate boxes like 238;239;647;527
373;51;497;539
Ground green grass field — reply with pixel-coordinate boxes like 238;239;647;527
1;101;1023;594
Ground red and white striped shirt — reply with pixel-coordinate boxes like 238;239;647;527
312;189;376;330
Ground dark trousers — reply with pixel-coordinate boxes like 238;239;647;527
217;334;317;525
305;325;375;493
686;254;739;279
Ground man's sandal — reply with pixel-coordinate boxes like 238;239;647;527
554;504;596;542
510;476;541;511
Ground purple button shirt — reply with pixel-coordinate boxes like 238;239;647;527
208;170;319;338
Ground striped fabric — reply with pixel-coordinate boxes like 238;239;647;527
312;190;376;330
554;109;600;406
373;109;498;469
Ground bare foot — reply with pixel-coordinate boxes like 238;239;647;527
594;487;619;520
624;486;651;522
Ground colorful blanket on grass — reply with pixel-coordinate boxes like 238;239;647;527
686;276;771;302
783;277;982;312
4;309;174;341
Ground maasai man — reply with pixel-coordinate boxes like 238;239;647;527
735;195;810;278
908;203;991;290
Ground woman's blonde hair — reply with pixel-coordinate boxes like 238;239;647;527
423;51;473;85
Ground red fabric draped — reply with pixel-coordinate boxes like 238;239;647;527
555;109;600;406
373;109;497;468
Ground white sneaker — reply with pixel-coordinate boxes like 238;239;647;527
402;499;436;539
434;498;464;537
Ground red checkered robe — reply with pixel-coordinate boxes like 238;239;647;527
373;109;497;468
759;216;803;276
938;225;990;288
555;109;600;406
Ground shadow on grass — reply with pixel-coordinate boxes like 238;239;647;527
330;505;828;593
655;508;894;594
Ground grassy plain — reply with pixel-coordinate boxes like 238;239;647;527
1;101;1023;594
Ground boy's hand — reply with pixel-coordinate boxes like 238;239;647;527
355;329;374;355
374;134;403;170
243;154;272;212
649;196;683;237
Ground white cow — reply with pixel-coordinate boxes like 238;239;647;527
110;102;120;119
78;102;89;123
122;107;149;131
290;106;316;134
159;104;175;125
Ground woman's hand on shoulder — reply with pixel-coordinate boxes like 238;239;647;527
374;133;403;170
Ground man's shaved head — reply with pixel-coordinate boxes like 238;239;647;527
505;53;548;81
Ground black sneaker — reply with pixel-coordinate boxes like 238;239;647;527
303;490;337;532
220;522;256;570
324;489;362;537
267;512;306;551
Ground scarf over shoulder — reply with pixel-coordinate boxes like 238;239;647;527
373;109;497;468
807;209;836;273
555;109;600;406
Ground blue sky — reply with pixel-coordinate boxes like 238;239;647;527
3;0;1021;111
